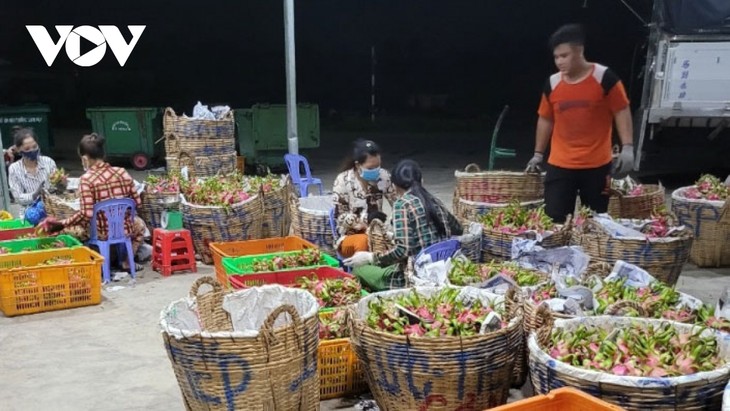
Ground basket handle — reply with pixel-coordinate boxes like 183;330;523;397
505;286;524;320
605;300;646;317
260;304;304;351
464;163;481;173
164;107;176;118
189;276;223;298
534;303;554;347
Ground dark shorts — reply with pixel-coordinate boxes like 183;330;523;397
544;162;612;223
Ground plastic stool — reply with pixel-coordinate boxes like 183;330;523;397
152;228;197;276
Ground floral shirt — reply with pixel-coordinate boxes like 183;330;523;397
332;168;395;236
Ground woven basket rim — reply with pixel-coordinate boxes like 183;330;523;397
578;219;693;243
180;193;260;209
454;169;546;178
671;186;727;207
610;183;664;198
528;315;730;386
458;198;544;207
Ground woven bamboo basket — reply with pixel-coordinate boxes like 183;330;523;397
348;286;524;410
162;107;235;144
160;278;320;411
607;184;666;219
572;218;693;286
671;187;730;267
458;222;482;263
528;310;730;410
139;190;180;229
259;178;291;239
454;196;544;225
289;195;335;255
481;219;573;262
166;151;237;179
41;190;78;220
181;194;263;264
366;218;394;255
164;132;236;158
453;164;545;205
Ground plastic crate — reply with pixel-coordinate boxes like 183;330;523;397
488;387;626;411
0;219;35;241
318;310;368;400
222;250;339;275
0;247;103;316
209;236;317;287
0;235;82;254
228;266;349;288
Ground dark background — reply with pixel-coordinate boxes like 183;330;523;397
0;0;650;128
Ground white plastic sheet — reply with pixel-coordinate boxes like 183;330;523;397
187;101;231;120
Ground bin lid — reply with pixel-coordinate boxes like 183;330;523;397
0;104;50;115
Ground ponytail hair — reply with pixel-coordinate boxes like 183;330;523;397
391;159;447;236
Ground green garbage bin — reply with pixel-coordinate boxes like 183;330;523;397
0;105;52;151
235;103;320;170
86;107;162;170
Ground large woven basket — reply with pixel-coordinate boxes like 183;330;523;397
454;197;544;225
366;218;394;255
160;278;320;411
572;218;693;286
481;220;573;262
348;286;523;410
162;107;235;150
166;151;237;179
607;184;666;219
259;178;291;239
458;222;482;263
671;187;730;267
528;311;730;410
289;196;335;255
41;190;78;220
164;132;236;158
181;194;263;264
454;164;545;205
139;190;180;229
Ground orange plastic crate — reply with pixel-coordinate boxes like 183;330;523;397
318;311;368;400
488;387;626;411
209;236;317;287
0;247;103;316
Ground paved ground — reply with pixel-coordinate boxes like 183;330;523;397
1;129;729;410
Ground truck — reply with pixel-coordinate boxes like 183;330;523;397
634;0;730;173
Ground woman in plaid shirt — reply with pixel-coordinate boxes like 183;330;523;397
344;159;462;291
46;134;147;271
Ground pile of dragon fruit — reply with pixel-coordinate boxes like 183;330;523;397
144;173;181;194
547;322;721;377
249;249;324;272
365;288;507;337
612;177;646;196
296;275;362;309
319;309;350;340
682;174;729;201
448;259;544;287
477;202;555;235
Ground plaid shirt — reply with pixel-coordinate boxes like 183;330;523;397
375;191;462;267
62;162;141;237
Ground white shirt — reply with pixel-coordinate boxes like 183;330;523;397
8;155;57;206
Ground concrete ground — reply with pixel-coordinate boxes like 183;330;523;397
1;129;729;410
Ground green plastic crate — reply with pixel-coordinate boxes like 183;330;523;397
0;235;82;254
222;250;339;275
0;219;32;230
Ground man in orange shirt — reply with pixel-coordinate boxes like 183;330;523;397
526;24;634;223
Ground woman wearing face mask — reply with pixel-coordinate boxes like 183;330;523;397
344;159;463;291
332;139;395;258
8;128;58;209
42;133;147;272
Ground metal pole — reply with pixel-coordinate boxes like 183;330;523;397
284;0;299;155
0;130;12;214
371;45;376;123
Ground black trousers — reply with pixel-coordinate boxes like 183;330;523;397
544;162;612;223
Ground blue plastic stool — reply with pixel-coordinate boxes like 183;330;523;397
328;207;351;272
284;154;323;197
416;239;461;263
87;198;137;284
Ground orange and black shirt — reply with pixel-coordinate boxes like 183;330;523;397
538;64;630;169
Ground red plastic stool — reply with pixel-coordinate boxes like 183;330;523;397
152;228;197;276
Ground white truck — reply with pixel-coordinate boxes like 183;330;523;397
634;0;730;173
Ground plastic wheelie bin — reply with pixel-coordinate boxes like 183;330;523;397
85;107;162;170
0;104;52;151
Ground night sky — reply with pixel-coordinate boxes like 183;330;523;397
0;0;650;127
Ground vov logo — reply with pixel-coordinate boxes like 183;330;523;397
26;25;145;67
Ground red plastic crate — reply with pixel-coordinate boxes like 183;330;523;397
0;227;36;241
209;236;317;287
228;266;351;289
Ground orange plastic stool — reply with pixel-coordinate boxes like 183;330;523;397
152;228;197;276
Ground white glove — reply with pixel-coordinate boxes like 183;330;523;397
343;251;374;268
525;152;544;173
612;145;635;178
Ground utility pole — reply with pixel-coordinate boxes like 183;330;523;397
371;45;376;123
284;0;299;155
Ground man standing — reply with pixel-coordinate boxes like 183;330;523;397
526;24;634;223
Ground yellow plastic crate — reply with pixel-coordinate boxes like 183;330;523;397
318;311;368;399
0;247;103;316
